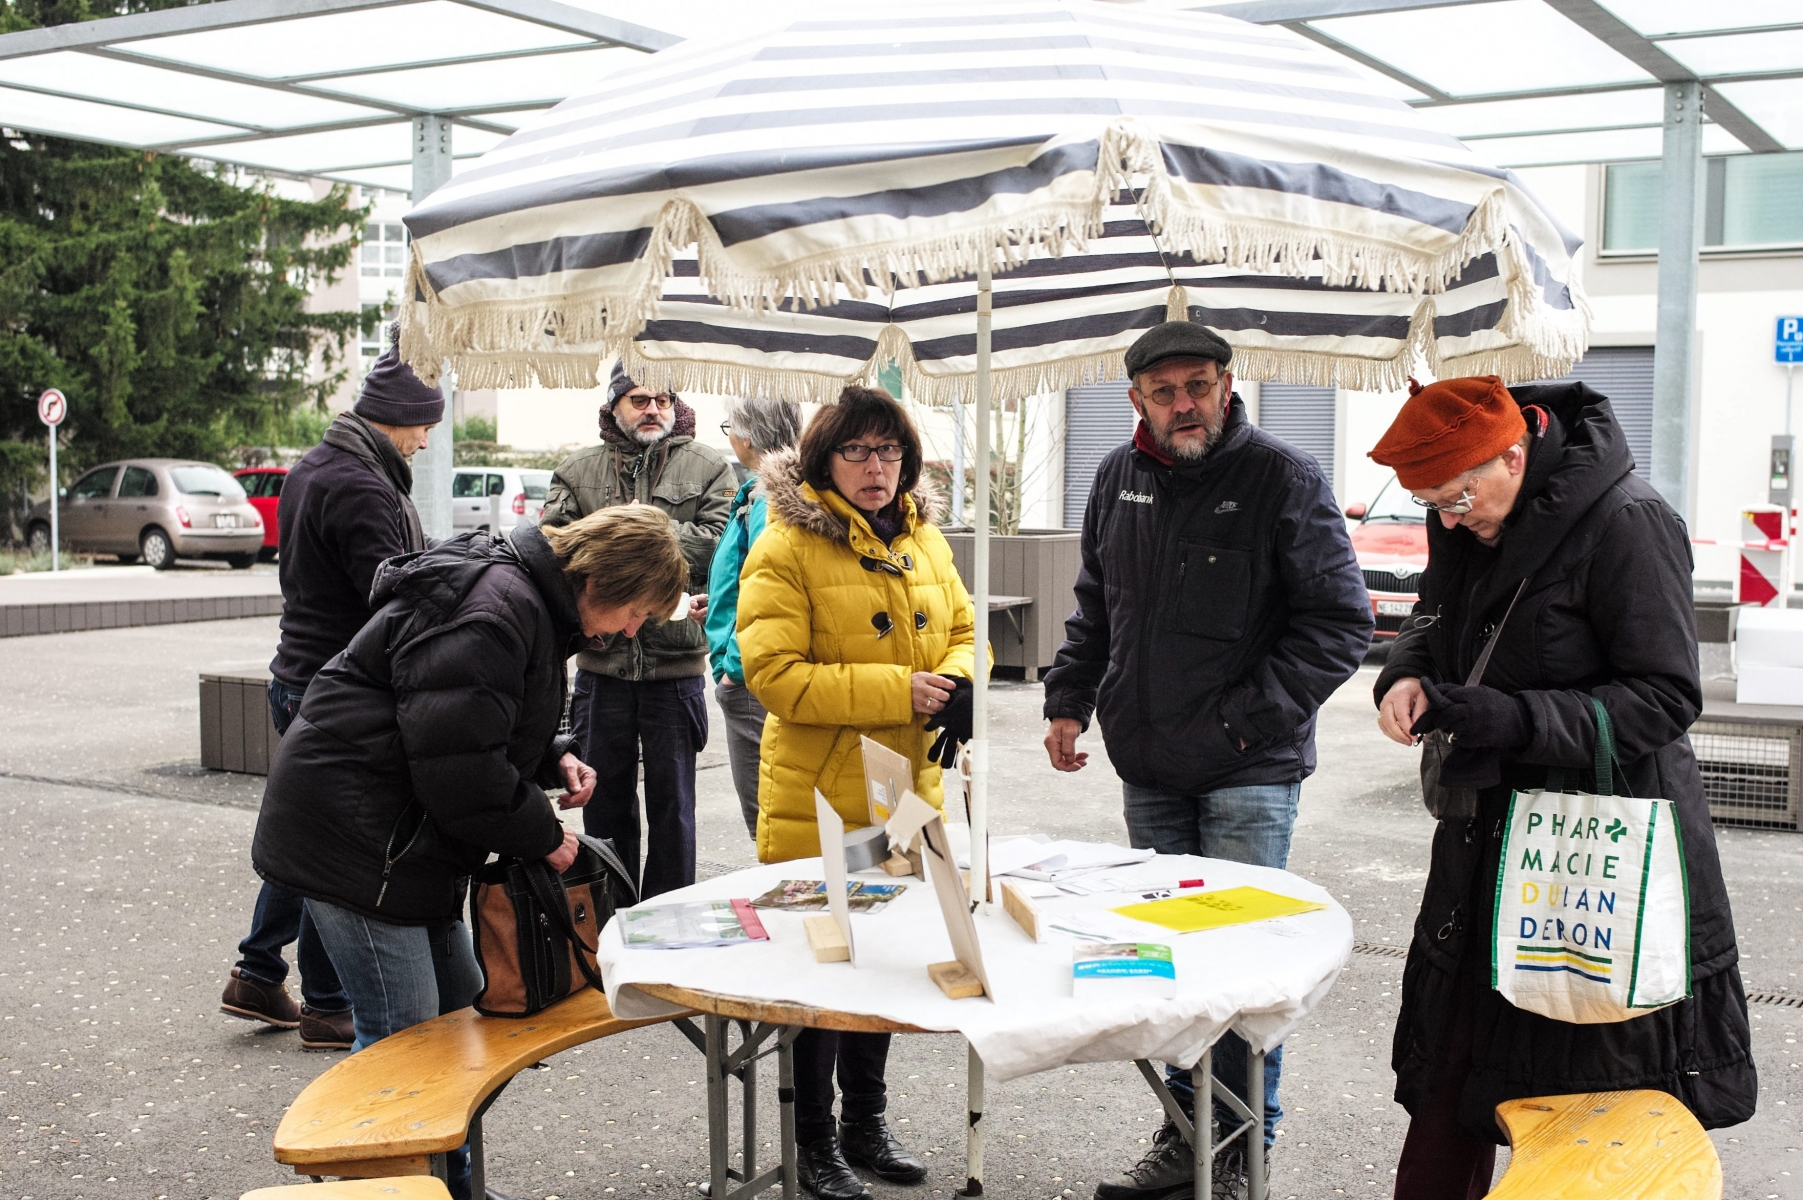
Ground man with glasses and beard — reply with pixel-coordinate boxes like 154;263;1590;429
544;363;737;898
1041;322;1372;1199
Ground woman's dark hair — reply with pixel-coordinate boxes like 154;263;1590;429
796;385;922;501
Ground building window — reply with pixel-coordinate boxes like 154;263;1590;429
361;222;406;278
361;304;394;367
1604;151;1803;253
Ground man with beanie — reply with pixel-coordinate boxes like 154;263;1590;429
218;332;442;1049
1041;322;1372;1199
1369;376;1753;1198
544;363;736;898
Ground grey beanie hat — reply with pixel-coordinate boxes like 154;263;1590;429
354;328;445;427
606;360;637;405
1124;321;1233;378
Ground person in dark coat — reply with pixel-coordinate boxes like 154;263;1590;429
1041;321;1374;1199
220;333;443;1049
1369;376;1757;1199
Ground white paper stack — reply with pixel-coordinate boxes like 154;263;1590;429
1736;606;1803;705
997;840;1155;883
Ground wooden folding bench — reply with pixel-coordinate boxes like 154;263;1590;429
274;989;684;1195
244;1179;450;1200
1489;1089;1722;1199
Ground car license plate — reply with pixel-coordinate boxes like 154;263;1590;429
214;513;238;528
1377;599;1414;616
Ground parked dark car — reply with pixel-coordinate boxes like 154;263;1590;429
1344;473;1428;640
25;459;265;569
234;466;287;561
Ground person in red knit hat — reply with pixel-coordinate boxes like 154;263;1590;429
1367;374;1754;1199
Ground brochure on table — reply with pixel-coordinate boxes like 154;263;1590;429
597;847;1352;1083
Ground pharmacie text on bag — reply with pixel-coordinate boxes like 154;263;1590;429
1512;809;1634;961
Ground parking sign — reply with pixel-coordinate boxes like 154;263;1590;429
1780;317;1803;365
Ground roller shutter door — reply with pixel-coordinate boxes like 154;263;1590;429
1062;381;1136;527
1257;384;1337;489
1542;346;1655;480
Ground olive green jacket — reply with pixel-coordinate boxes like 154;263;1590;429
543;402;737;680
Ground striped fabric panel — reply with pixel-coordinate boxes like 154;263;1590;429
402;0;1588;399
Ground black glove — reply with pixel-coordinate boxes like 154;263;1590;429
1413;679;1532;751
924;676;973;770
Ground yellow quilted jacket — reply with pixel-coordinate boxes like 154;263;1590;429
738;449;986;863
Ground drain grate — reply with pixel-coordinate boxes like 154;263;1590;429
1745;991;1803;1009
1353;942;1409;960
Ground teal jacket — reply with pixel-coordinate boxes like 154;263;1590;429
706;475;768;684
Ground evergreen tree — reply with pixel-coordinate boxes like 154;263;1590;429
0;0;364;535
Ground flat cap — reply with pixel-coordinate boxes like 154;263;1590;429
1124;321;1233;378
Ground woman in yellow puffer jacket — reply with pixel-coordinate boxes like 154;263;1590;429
736;385;984;1200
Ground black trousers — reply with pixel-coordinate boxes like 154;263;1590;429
794;1029;891;1145
570;670;707;900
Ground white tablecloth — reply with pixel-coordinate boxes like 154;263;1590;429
598;854;1352;1083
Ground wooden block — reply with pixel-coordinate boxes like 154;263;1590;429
1000;881;1043;943
928;960;985;999
804;914;850;962
249;1178;450;1199
291;1154;433;1179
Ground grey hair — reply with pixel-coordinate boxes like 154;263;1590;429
724;396;804;455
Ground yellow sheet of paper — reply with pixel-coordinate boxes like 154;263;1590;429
1112;886;1326;934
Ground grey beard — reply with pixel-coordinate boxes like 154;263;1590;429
614;408;671;445
1154;416;1222;462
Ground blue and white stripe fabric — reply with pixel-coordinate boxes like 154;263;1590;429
401;0;1590;402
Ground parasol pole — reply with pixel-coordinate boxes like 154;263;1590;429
961;257;993;1200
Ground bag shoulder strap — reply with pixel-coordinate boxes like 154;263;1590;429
1588;695;1632;798
520;859;609;994
1465;578;1530;687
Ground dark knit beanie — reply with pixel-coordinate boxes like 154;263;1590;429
1124;321;1233;378
355;332;446;427
606;360;637;406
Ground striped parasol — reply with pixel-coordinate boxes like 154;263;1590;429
399;1;1590;399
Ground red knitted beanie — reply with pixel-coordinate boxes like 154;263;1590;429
1368;376;1526;489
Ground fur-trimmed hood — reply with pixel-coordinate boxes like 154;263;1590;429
756;446;946;545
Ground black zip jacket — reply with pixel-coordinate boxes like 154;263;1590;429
253;523;577;924
1043;396;1373;793
1373;381;1755;1137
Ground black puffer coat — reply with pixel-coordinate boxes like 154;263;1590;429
1044;397;1373;793
1374;382;1757;1138
253;523;577;924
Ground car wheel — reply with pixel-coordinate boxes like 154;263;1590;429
140;527;176;571
25;522;50;556
225;553;257;570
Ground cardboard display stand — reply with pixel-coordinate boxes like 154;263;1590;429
862;735;921;876
807;790;856;965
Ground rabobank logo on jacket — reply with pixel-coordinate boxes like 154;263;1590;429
1119;489;1154;504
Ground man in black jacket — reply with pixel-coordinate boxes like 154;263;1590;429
1042;322;1372;1199
218;338;441;1049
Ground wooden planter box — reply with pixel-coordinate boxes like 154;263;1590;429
200;664;279;775
943;529;1082;681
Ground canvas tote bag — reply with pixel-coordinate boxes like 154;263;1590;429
1491;698;1690;1023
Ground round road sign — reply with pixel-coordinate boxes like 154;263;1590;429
37;388;66;427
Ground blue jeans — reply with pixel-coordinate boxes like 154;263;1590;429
1123;780;1301;1146
306;899;483;1200
570;671;707;900
233;679;349;1012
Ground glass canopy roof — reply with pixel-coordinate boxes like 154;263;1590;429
0;0;1793;192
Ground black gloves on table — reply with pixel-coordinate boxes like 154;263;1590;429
925;676;974;770
1411;679;1533;751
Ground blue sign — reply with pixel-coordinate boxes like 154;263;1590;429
1781;316;1803;365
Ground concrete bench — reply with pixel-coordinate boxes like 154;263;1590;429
1490;1089;1721;1199
274;989;684;1191
244;1179;450;1200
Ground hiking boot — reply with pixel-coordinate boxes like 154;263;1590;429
838;1114;927;1183
1094;1119;1193;1200
298;1006;355;1050
797;1134;872;1200
1208;1136;1269;1200
220;967;301;1029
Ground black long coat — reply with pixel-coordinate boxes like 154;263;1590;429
253;523;576;924
1373;382;1757;1139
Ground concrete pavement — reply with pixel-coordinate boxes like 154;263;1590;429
1;618;1799;1199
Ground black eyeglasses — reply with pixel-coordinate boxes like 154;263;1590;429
719;422;736;438
1142;378;1222;407
621;392;674;412
833;443;905;462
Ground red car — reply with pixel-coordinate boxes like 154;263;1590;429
233;467;286;561
1345;474;1428;640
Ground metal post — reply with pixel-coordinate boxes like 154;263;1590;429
46;422;57;572
1194;1054;1212;1200
706;1015;730;1200
1652;81;1703;522
962;1042;985;1196
469;1113;485;1199
953;401;966;525
1247;1050;1266;1200
410;113;455;541
778;1028;798;1200
971;258;992;909
742;1022;757;1190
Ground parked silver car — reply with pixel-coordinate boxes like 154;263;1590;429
24;459;266;569
451;466;552;535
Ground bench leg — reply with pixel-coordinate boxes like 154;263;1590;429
779;1026;799;1200
1247;1049;1265;1200
470;1112;486;1199
959;1043;985;1195
707;1015;730;1200
742;1023;757;1191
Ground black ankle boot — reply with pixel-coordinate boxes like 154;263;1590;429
838;1114;927;1184
797;1134;872;1200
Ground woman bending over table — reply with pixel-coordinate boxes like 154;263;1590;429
738;385;986;1200
251;507;687;1198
